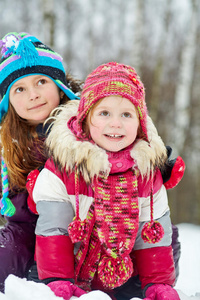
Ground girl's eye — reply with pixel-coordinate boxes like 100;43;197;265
122;112;131;118
100;111;109;116
16;87;24;93
38;78;46;85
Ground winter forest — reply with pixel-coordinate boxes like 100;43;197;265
0;0;200;226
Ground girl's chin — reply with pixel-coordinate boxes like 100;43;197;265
101;145;127;152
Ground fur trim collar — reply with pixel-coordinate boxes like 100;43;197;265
46;100;167;183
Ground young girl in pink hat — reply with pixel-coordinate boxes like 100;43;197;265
29;62;185;300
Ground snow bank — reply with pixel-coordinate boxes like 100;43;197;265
0;274;199;300
0;275;112;300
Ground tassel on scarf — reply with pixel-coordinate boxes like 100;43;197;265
68;170;89;243
98;253;133;289
141;173;164;243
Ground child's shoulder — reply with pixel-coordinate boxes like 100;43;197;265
44;158;89;195
138;168;163;197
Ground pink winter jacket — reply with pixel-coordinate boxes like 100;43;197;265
33;154;175;289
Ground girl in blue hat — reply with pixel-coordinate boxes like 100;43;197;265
0;32;81;293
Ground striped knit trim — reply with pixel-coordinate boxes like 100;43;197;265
0;49;62;72
0;56;65;85
0;63;66;94
0;157;16;217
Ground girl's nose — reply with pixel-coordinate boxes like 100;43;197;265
29;88;40;101
109;117;122;128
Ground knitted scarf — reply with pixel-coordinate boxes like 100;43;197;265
68;154;139;289
94;169;139;288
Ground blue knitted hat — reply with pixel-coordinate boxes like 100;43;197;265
0;32;79;121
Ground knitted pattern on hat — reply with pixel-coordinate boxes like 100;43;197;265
69;61;148;141
0;32;78;121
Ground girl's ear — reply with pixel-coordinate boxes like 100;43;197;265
60;91;65;99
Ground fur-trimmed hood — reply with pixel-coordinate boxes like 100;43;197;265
46;100;167;183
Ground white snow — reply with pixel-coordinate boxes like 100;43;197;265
175;223;200;297
0;223;199;300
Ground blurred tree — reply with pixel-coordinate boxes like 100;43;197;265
173;0;198;154
149;0;172;123
62;0;78;74
42;0;55;48
131;0;144;73
168;0;200;225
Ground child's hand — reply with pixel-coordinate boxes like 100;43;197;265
144;284;180;300
48;281;86;300
162;146;185;189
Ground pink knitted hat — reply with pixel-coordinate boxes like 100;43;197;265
68;62;148;141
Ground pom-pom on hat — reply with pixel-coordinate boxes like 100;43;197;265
0;32;79;122
68;62;148;141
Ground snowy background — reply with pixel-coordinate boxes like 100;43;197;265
1;0;200;227
0;1;200;299
0;223;199;300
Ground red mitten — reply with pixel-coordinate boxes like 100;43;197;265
162;146;185;190
144;284;180;300
48;281;86;300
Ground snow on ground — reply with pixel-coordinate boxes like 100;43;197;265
175;223;200;297
0;223;199;300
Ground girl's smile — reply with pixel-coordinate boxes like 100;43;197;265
28;102;47;110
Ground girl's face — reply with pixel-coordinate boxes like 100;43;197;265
88;96;139;152
9;75;61;125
